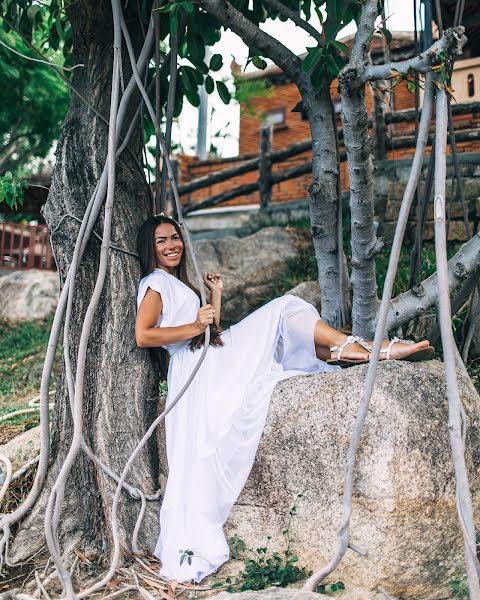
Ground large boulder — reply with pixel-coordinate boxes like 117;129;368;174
284;280;321;313
191;227;298;325
221;361;480;599
0;425;40;476
0;269;59;322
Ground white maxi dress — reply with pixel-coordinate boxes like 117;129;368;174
136;268;339;583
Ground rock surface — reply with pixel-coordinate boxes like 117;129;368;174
0;425;40;473
219;360;480;599
284;281;321;313
190;227;298;325
0;269;59;322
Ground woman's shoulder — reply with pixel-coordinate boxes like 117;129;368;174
137;269;171;298
139;269;172;287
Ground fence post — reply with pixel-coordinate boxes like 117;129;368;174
259;122;273;210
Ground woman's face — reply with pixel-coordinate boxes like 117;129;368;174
154;223;184;273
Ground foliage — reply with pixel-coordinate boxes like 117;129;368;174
0;171;27;209
234;77;273;118
0;25;69;175
317;580;346;594
449;577;469;599
209;495;313;592
274;220;441;300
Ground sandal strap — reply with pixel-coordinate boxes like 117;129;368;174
385;336;415;360
330;335;372;360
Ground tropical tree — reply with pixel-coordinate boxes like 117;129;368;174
0;0;479;597
0;28;69;174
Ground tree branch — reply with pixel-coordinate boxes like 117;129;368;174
0;37;84;71
262;0;324;45
362;26;467;83
386;233;480;331
350;0;378;63
199;0;308;89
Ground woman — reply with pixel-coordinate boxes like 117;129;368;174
135;215;431;584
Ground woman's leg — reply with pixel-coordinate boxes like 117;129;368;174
313;320;431;361
314;321;368;361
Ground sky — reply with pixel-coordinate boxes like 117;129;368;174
172;0;421;159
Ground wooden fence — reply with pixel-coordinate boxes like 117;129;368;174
0;222;54;270
1;101;479;272
179;100;480;214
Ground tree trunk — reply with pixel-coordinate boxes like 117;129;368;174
339;67;382;338
10;1;160;562
304;89;343;329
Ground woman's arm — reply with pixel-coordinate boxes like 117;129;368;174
210;289;222;326
204;272;222;326
135;287;214;348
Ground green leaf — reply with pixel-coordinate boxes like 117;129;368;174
193;60;209;75
209;53;223;71
326;53;340;76
311;63;326;89
181;1;194;13
216;80;231;104
326;0;337;21
169;10;178;36
205;75;214;94
407;80;416;93
382;25;392;46
302;0;312;20
302;46;322;74
211;582;223;589
252;55;267;69
179;66;197;93
331;40;349;54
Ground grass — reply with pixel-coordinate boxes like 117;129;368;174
0;317;61;442
0;317;58;405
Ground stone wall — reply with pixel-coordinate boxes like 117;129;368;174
376;152;480;242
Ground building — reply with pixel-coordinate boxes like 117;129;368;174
178;25;480;220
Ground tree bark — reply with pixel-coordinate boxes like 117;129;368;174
10;0;160;562
304;89;343;329
339;0;382;338
386;233;480;332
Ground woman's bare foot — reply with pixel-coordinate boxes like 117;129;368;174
328;335;432;363
371;338;431;360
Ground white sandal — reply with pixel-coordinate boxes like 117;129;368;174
328;335;434;367
327;335;371;367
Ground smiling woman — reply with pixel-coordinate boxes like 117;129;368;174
134;214;432;586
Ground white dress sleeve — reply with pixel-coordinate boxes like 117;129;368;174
136;271;170;327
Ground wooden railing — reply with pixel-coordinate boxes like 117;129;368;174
179;100;480;214
0;222;55;270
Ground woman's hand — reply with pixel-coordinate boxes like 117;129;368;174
193;304;216;333
204;272;223;293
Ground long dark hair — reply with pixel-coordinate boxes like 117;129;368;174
136;215;224;356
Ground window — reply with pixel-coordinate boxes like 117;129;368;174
468;73;475;97
263;108;286;127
